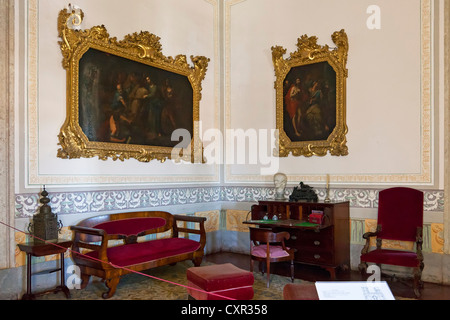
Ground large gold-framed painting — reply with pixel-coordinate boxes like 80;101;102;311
272;30;349;157
56;7;209;163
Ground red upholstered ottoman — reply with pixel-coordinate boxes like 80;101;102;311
187;263;254;300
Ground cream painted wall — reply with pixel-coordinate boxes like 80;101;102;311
225;0;435;186
24;0;219;190
20;0;441;192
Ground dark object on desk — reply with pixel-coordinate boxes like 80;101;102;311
18;240;73;300
27;187;63;243
289;182;318;202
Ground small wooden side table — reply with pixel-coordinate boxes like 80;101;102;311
18;239;73;300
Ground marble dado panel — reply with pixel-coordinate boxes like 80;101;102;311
15;186;444;218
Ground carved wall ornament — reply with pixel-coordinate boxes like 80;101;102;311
57;6;209;163
272;30;349;157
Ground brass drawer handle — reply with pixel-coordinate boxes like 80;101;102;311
291;235;297;240
314;240;321;246
314;254;321;259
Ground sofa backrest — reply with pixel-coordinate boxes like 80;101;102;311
95;217;166;236
75;211;174;242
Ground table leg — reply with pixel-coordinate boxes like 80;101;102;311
324;266;336;280
58;252;71;299
60;253;65;287
22;253;34;300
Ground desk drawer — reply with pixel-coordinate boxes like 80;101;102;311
286;228;333;250
286;228;334;264
296;251;334;265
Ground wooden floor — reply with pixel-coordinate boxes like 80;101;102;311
204;251;450;300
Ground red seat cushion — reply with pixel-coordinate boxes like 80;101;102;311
187;263;254;300
360;248;420;268
251;245;290;258
84;238;200;267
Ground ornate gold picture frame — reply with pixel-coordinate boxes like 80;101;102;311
56;7;209;163
272;30;349;157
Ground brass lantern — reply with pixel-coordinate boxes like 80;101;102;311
28;187;62;243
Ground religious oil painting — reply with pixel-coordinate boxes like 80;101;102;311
272;30;349;157
283;62;336;142
79;49;193;147
57;7;209;162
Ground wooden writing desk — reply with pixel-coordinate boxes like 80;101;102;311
244;200;350;279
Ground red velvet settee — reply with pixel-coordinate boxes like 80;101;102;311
70;211;206;298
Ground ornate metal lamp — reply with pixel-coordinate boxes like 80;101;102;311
28;187;62;243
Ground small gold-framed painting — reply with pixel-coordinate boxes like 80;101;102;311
56;7;209;163
272;30;349;157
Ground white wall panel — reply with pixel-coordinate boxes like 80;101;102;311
225;0;432;186
25;0;219;189
20;0;439;190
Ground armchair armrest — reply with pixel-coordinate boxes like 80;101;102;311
362;231;378;240
361;225;381;254
173;214;207;223
416;227;424;261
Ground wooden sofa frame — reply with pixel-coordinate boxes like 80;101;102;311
70;211;206;298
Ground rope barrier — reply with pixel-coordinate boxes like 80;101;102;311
0;220;238;300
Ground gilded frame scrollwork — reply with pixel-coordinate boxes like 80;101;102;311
272;30;349;157
56;7;209;163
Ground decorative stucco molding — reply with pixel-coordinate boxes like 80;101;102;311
15;186;444;218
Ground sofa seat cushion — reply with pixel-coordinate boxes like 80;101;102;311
84;238;200;267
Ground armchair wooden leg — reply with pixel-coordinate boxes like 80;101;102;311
358;262;368;275
266;260;270;288
413;266;423;298
290;260;294;282
419;261;425;288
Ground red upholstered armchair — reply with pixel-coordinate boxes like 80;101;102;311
358;187;424;298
